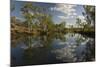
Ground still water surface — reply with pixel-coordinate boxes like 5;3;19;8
11;33;95;66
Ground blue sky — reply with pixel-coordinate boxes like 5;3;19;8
11;0;86;27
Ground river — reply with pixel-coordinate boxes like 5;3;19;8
11;33;95;66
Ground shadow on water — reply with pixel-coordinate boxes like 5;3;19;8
11;32;95;66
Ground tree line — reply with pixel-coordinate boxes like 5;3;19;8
11;3;95;35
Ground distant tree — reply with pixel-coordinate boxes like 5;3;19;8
76;18;82;28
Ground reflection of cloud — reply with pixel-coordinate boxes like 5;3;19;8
20;41;44;50
51;33;93;62
52;45;77;62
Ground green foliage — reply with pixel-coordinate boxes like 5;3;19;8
11;3;95;35
83;6;95;24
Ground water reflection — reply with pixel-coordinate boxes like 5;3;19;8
11;33;95;66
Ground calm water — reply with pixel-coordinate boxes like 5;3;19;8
11;33;95;66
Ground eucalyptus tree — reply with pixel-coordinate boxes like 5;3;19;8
21;3;45;32
60;22;66;31
21;3;53;33
82;5;95;26
41;15;54;32
76;17;88;31
56;22;65;32
21;3;34;32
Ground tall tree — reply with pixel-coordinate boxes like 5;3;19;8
83;5;95;26
21;3;34;32
21;3;48;32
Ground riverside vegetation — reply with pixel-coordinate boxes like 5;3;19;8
11;3;95;37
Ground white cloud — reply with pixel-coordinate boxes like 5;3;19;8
57;15;69;20
50;4;77;20
78;15;85;19
77;15;86;22
70;16;74;18
16;16;25;22
73;13;77;16
55;4;76;15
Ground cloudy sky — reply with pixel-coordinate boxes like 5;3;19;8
11;0;86;27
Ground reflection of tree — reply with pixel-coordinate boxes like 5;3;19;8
22;47;34;64
20;33;66;64
82;39;95;61
52;46;76;62
23;47;51;65
11;32;95;65
11;56;16;66
51;33;95;62
11;30;66;48
11;34;25;48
